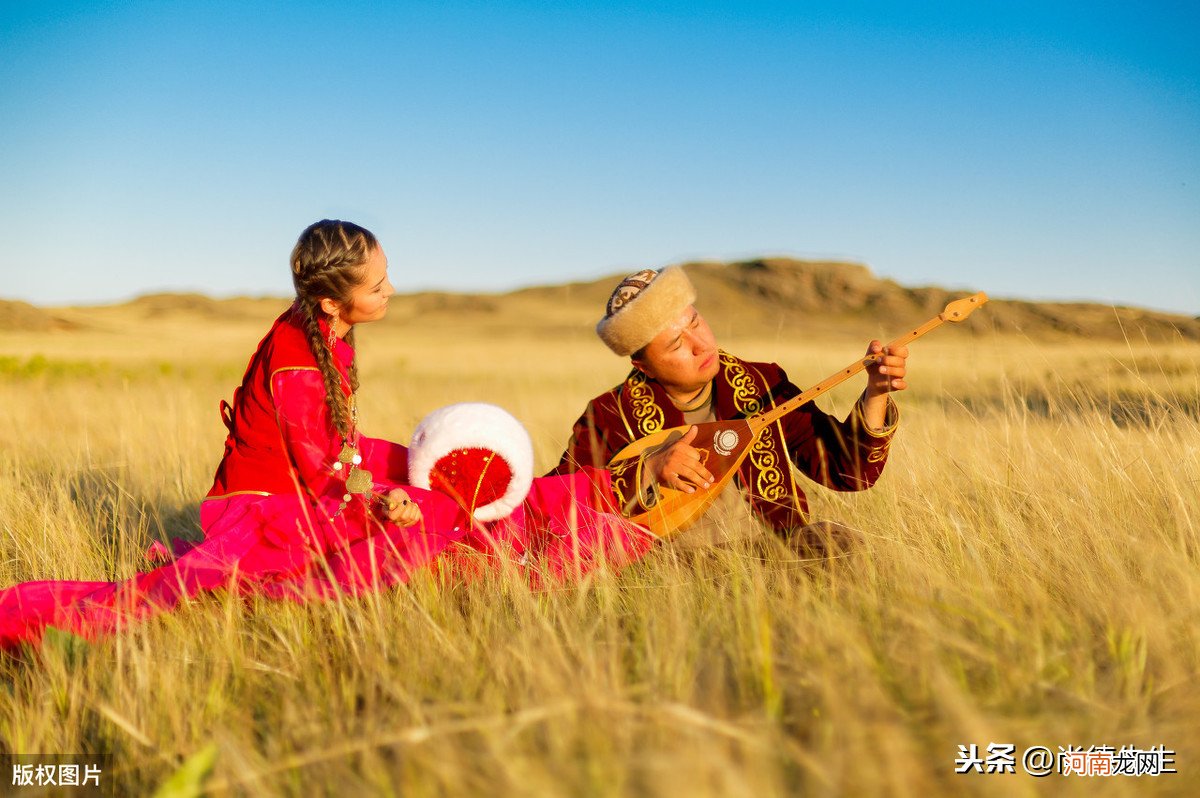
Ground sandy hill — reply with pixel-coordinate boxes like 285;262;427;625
380;258;1199;342
4;259;1196;341
0;299;83;332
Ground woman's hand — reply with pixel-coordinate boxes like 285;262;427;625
384;488;423;527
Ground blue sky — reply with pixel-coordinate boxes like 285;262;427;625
1;1;1197;314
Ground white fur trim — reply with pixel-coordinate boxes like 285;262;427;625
408;403;534;522
596;266;697;356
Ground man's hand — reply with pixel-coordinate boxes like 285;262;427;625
384;488;423;527
645;426;715;494
865;340;909;397
862;340;909;431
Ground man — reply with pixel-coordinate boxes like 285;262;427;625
550;266;908;551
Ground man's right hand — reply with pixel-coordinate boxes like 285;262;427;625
645;426;715;494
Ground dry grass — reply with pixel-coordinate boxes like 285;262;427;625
1;309;1197;796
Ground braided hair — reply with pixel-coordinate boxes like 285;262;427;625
290;219;378;439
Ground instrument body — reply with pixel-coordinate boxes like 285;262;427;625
611;292;989;537
611;417;756;533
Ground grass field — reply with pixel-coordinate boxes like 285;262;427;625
1;308;1198;796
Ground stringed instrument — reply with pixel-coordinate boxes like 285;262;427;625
609;292;989;537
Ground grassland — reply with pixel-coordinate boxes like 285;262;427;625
1;305;1197;796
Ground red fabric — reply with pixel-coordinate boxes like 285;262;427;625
429;447;515;512
436;469;651;589
208;304;353;498
0;309;654;653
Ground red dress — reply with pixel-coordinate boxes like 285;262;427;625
0;306;653;651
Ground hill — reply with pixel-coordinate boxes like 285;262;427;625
387;258;1199;342
4;258;1196;342
0;299;83;332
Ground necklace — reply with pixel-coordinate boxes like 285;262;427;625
331;388;375;518
669;381;713;413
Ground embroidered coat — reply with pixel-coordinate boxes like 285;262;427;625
551;351;898;533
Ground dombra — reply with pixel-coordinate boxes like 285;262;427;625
408;402;535;522
610;292;990;538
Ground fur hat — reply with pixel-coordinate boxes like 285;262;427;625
596;267;696;356
408;403;534;522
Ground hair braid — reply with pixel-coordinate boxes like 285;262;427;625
299;304;353;438
289;220;378;439
344;328;361;394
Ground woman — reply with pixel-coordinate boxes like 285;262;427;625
0;220;653;651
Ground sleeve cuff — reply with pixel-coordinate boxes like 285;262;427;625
855;394;900;438
636;453;661;508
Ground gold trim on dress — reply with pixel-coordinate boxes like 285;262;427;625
266;366;322;400
202;490;272;501
269;365;321;376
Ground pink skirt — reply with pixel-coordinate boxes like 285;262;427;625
0;469;653;652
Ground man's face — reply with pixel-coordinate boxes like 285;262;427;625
633;305;720;394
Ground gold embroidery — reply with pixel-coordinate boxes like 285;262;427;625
613;385;636;441
609;456;643;515
722;353;787;502
720;352;764;416
854;395;900;438
203;490;272;501
267;366;321;399
626;370;664;436
751;434;787;501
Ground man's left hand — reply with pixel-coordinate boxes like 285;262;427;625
864;340;909;399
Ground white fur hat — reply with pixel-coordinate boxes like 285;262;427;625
596;266;697;356
408;403;534;522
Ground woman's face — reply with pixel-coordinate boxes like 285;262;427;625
325;245;394;330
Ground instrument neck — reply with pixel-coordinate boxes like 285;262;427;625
749;314;945;433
